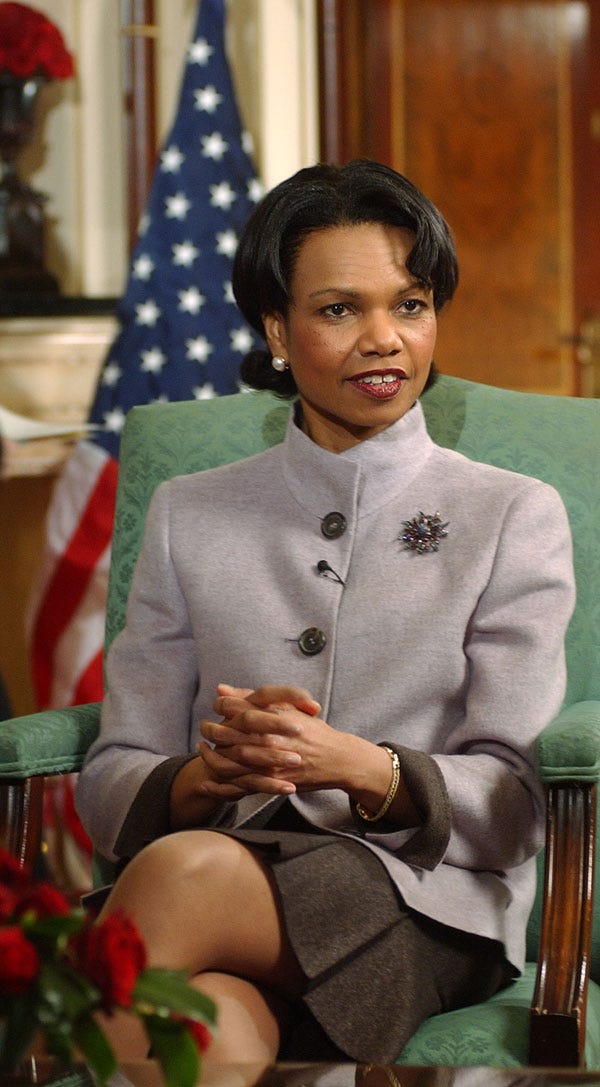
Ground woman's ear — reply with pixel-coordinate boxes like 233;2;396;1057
263;312;287;359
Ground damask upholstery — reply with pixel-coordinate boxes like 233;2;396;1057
0;374;599;1068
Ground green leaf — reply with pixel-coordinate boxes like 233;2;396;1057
37;961;100;1025
43;1021;75;1067
134;968;217;1026
23;908;87;942
72;1013;118;1087
143;1015;200;1087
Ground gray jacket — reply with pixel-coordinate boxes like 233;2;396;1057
76;401;575;971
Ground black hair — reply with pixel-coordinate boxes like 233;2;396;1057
233;160;458;397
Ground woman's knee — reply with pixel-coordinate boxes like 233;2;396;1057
102;832;304;992
108;830;244;907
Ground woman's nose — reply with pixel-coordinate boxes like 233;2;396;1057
357;312;401;356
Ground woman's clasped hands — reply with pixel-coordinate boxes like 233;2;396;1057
197;682;356;800
170;683;416;832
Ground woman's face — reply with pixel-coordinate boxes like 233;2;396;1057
263;222;437;453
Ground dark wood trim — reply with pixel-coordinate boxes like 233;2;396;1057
120;0;158;252
317;0;344;163
0;778;44;874
569;2;600;396
529;782;596;1066
317;0;402;166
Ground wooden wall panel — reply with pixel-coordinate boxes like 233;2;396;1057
317;0;581;396
401;3;571;393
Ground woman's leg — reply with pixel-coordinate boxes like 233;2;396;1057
96;831;305;1063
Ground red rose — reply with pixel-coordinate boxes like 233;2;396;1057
0;2;74;80
0;925;40;994
0;849;28;887
0;884;18;922
15;882;71;921
71;909;147;1009
182;1019;212;1053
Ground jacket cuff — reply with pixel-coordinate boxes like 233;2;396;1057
395;744;451;868
114;754;236;860
352;744;451;871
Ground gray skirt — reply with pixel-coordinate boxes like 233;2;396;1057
215;802;511;1063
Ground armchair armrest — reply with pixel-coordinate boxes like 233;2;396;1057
530;701;600;1066
538;701;600;783
0;702;101;778
0;703;101;871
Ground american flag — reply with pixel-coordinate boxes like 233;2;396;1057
30;0;263;715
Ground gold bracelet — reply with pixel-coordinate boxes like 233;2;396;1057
355;745;400;823
361;1066;404;1087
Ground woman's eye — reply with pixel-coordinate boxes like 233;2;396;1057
401;298;427;314
323;302;350;317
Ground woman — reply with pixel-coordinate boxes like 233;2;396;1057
75;161;575;1065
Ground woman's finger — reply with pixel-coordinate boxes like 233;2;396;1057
245;685;321;715
200;718;255;746
213;701;302;737
217;682;254;699
198;775;296;798
199;735;301;772
197;742;298;796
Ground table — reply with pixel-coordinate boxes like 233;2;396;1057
9;1062;600;1087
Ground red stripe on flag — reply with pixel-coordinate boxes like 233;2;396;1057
72;647;105;707
31;456;118;709
62;775;93;857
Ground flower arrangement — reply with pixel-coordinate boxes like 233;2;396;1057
0;850;216;1087
0;2;75;81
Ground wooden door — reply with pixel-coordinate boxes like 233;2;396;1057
317;0;600;396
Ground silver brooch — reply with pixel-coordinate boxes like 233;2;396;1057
399;511;449;554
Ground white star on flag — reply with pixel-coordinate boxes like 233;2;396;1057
161;145;185;173
172;240;200;267
165;192;192;220
140;347;167;373
201;132;229;160
216;229;238;258
186;335;214;363
103;406;126;432
101;362;122;386
210;181;236;209
247;178;265;203
188;36;213;64
178;286;206;314
195;85;223;113
230;326;254;353
135;299;161;326
193;383;217;399
133;254;154;280
29;0;266;838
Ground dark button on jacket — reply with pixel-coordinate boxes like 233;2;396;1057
321;511;347;539
298;627;327;656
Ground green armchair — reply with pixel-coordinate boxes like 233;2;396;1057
1;375;599;1069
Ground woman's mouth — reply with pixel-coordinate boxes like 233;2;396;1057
347;369;407;399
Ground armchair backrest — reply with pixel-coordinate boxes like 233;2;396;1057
106;376;600;960
109;374;599;707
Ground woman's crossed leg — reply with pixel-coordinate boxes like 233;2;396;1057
96;830;306;1064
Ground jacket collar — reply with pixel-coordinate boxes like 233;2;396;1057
281;400;435;520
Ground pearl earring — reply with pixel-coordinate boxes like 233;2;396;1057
271;355;288;372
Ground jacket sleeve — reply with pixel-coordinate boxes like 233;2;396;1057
360;478;576;875
431;479;575;871
75;481;200;860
